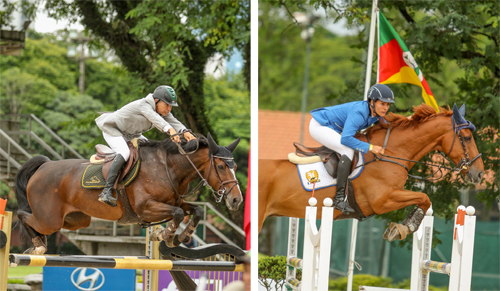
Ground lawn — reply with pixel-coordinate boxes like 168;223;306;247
8;266;43;277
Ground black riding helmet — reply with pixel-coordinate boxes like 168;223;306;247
153;85;178;107
367;84;395;103
367;84;395;117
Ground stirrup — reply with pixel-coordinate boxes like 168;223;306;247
334;199;354;214
98;188;117;207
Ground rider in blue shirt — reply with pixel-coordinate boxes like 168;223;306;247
309;84;395;214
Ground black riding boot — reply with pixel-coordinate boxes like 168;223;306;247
98;154;126;207
334;154;355;214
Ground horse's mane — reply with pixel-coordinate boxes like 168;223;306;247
139;134;209;154
362;104;452;136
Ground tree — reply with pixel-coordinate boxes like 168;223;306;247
42;0;250;141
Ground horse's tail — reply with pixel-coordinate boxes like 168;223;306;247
15;155;50;222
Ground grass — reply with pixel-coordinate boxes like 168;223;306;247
8;266;43;278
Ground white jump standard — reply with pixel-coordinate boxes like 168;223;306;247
286;197;334;291
360;205;476;291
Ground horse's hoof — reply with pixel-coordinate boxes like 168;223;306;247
166;235;182;248
383;223;409;241
148;227;165;241
33;246;47;255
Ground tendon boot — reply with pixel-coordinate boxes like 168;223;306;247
98;154;126;207
334;154;355;214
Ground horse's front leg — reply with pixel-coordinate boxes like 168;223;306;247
176;202;204;245
373;189;431;242
143;202;185;247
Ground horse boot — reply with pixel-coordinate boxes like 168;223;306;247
98;154;126;207
334;154;355;214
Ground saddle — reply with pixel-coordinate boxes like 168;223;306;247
292;142;359;178
89;139;140;187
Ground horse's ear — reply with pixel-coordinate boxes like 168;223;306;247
459;104;466;117
207;133;219;154
453;103;467;125
226;137;241;153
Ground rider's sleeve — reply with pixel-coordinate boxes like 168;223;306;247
341;109;371;153
164;112;187;133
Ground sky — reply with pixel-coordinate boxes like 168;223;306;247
31;10;84;33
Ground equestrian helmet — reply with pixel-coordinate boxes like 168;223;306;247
367;84;395;103
153;85;178;107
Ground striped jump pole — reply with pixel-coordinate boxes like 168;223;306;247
9;254;245;272
286;197;334;291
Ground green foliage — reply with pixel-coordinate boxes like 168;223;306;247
0;67;57;117
258;255;300;291
329;274;392;290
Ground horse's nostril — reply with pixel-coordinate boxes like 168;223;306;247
478;171;483;180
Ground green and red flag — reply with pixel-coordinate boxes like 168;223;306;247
377;12;439;111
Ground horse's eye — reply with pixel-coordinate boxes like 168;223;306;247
217;165;224;170
464;136;472;142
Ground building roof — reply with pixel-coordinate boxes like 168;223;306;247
259;110;320;160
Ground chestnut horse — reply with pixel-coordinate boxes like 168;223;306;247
259;104;483;241
15;134;243;254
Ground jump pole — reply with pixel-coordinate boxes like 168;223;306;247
8;254;244;271
286;197;334;291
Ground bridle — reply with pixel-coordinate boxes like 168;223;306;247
360;116;481;181
444;118;482;173
204;155;239;203
166;134;239;203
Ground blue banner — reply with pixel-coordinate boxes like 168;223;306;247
43;267;135;291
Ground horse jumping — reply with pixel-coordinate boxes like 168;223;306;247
15;134;243;254
259;104;483;242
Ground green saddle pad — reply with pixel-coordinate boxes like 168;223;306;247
81;159;141;189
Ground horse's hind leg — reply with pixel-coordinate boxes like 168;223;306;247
176;202;203;245
17;210;48;255
374;189;431;242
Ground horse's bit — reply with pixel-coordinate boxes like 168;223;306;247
361;117;481;181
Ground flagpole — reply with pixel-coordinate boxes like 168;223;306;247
363;0;379;99
347;1;378;291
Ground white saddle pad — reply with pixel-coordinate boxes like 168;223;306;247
296;153;365;191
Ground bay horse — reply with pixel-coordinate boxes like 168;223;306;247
259;104;484;241
15;133;243;255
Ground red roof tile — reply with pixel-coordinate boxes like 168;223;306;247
259;110;321;160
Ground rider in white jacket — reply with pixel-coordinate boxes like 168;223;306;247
95;85;196;207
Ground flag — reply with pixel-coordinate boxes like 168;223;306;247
378;12;439;111
244;147;251;250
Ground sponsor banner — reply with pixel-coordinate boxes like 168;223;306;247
43;267;135;291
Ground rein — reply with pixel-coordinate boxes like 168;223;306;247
166;134;239;203
358;117;481;181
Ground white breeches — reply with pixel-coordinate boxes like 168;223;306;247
309;118;354;160
102;132;148;162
